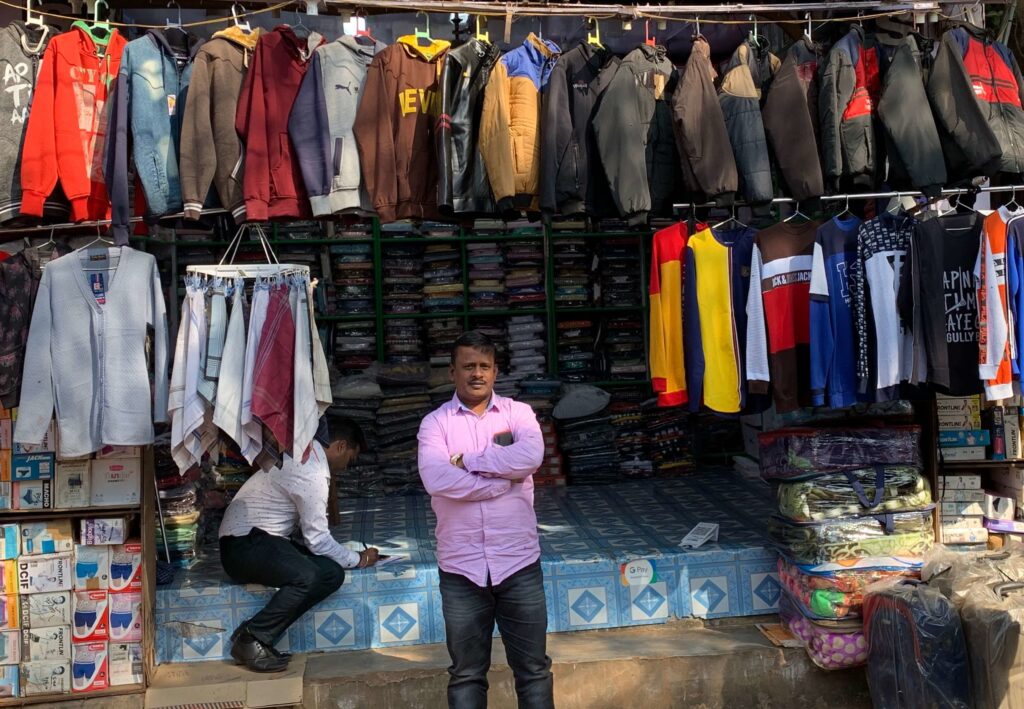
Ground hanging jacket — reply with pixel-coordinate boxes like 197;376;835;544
976;208;1023;401
0;22;66;224
353;38;449;223
540;41;618;218
876;35;946;195
927;25;1024;180
289;35;386;217
763;37;823;201
180;26;261;222
435;38;501;216
107;29;202;245
594;44;676;226
480;33;560;214
820;26;883;190
21;27;127;222
649;221;695;408
235;26;324;222
672;36;737;205
719;40;778;205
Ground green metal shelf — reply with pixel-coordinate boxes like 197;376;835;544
380;236;462;244
467;307;547;317
463;233;545;241
554;305;644;315
318;313;376;322
549;231;651;239
382;311;466;320
136;237;374;248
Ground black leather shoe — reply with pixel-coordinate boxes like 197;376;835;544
230;636;289;673
230;626;291;660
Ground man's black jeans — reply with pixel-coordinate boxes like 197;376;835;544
439;561;554;709
220;528;345;646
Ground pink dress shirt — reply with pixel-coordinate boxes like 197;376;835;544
417;392;544;587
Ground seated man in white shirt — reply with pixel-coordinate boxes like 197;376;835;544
219;416;380;672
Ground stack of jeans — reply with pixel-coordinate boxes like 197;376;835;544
333;320;376;374
423;243;463;313
553;385;617;485
331;243;374;317
425;318;463;367
331;375;384;497
603;316;647;379
467;242;506;311
553;238;593;308
557;318;597;382
153;432;203;567
468;319;511;390
385;319;423;364
507;315;547;384
535;418;565;486
376;363;432;495
647;407;695;475
383;244;424;316
609;398;653;479
505;240;545;309
598;238;642;308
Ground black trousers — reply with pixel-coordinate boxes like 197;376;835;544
439;561;554;709
220;528;345;646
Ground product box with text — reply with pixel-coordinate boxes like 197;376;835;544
0;524;17;561
21;624;70;662
71;641;108;693
19;592;71;629
12;480;52;510
0;596;17;631
20;520;72;556
89;458;140;507
79;518;128;546
72;545;109;591
0;664;16;697
107;591;142;643
0;630;18;665
0;561;15;595
108;543;141;593
21;660;70;696
17;553;72;594
54;461;90;509
71;591;108;642
108;642;142;686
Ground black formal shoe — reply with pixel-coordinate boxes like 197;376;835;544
230;636;289;673
230;625;291;659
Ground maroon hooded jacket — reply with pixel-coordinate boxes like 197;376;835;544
236;26;325;221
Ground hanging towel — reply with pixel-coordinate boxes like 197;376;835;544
168;288;190;470
168;282;206;471
198;286;226;404
240;281;270;464
292;276;318;459
252;284;295;455
308;279;332;416
213;279;252;457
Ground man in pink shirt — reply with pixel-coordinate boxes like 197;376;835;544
417;331;552;709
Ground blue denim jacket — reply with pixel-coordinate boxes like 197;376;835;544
106;29;202;243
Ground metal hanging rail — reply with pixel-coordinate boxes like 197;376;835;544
671;184;1024;211
0;207;230;243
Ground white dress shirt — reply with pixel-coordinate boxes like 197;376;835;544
218;441;361;569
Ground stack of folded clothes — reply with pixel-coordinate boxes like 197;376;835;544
602;316;647;379
507;315;547;384
376;363;433;495
383;243;425;315
519;377;561;420
423;243;463;313
198;444;251;544
597;237;642;308
557;318;597;382
425;318;462;367
385;318;423;364
695;413;745;463
609;397;653;479
331;375;384;497
153;432;204;568
505;240;545;309
535;417;565;487
331;242;374;317
553;386;618;485
647;407;695;475
469;319;512;394
333;320;377;374
467;242;506;311
553;238;593;309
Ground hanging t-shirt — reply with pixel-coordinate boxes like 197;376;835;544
684;225;756;414
1006;216;1024;377
747;219;820;413
899;213;983;396
854;212;916;401
649;222;694;407
809;215;862;409
976;207;1024;401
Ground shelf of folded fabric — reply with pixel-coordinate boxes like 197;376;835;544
379;236;463;244
0;504;141;519
382;311;468;320
553;306;645;314
319;313;383;322
466;307;547;317
133;237;375;247
463;233;545;242
549;230;653;239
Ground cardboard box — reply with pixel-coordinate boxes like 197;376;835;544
55;461;90;509
986;492;1016;521
990;482;1024;507
71;641;108;693
0;482;9;510
940;488;987;502
0;454;9;485
941;527;990;544
21;624;70;662
72;591;108;642
21;660;70;696
0;561;15;595
937;395;982;429
107;591;142;643
991;468;1024;490
19;592;71;629
1007;415;1022;459
79;518;128;546
941;515;985;529
0;630;19;665
940;446;987;462
0;597;18;631
95;446;141;460
10;453;54;481
986;518;1024;534
0;525;17;560
12;422;55;455
17;554;72;594
0;664;16;698
939;429;991;447
941;500;986;516
13;480;52;510
73;546;109;591
108;642;142;686
20;520;72;556
0;419;10;450
89;458;140;507
941;475;983;490
108;543;142;593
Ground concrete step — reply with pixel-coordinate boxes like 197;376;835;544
303;618;873;709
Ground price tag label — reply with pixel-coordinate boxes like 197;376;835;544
620;559;657;587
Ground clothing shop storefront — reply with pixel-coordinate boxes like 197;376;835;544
1;0;1024;704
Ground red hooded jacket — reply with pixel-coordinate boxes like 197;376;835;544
236;26;324;221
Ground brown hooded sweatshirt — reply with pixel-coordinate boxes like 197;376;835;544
180;25;261;221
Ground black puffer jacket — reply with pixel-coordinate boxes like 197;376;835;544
719;40;778;205
927;24;1023;181
593;44;678;225
763;37;823;201
435;39;502;216
540;42;619;217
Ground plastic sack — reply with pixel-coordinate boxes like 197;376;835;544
758;426;922;480
769;509;935;565
960;582;1024;709
779;591;867;670
922;546;1024;609
777;466;932;522
778;557;919;620
863;580;972;709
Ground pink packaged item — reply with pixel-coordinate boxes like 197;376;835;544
779;592;867;670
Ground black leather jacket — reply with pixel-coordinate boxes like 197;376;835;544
436;39;501;216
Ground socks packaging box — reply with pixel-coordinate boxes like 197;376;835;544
22;660;70;696
0;525;18;560
71;641;108;693
19;592;71;629
21;625;70;662
20;520;73;556
79;518;128;545
108;542;142;592
73;545;109;591
89;458;141;507
108;642;142;686
0;630;18;664
54;462;90;509
71;591;108;642
17;553;72;594
107;591;142;643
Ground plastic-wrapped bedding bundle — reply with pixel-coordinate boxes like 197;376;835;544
779;592;868;670
778;557;919;620
960;582;1024;709
757;426;922;480
921;546;1024;609
768;508;935;565
863;580;972;709
777;466;932;522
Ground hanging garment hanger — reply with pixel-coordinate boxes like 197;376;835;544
290;0;310;39
165;0;182;29
352;8;376;44
645;20;656;48
413;11;432;47
230;2;252;34
713;204;748;231
72;0;112;48
22;0;49;54
586;17;604;48
692;15;703;41
475;14;489;44
804;12;815;42
834;194;854;221
1005;185;1021;213
783;200;812;223
78;227;115;271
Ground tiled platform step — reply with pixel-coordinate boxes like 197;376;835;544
156;473;782;664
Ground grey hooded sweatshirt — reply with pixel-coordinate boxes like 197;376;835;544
289;35;386;216
0;22;66;224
